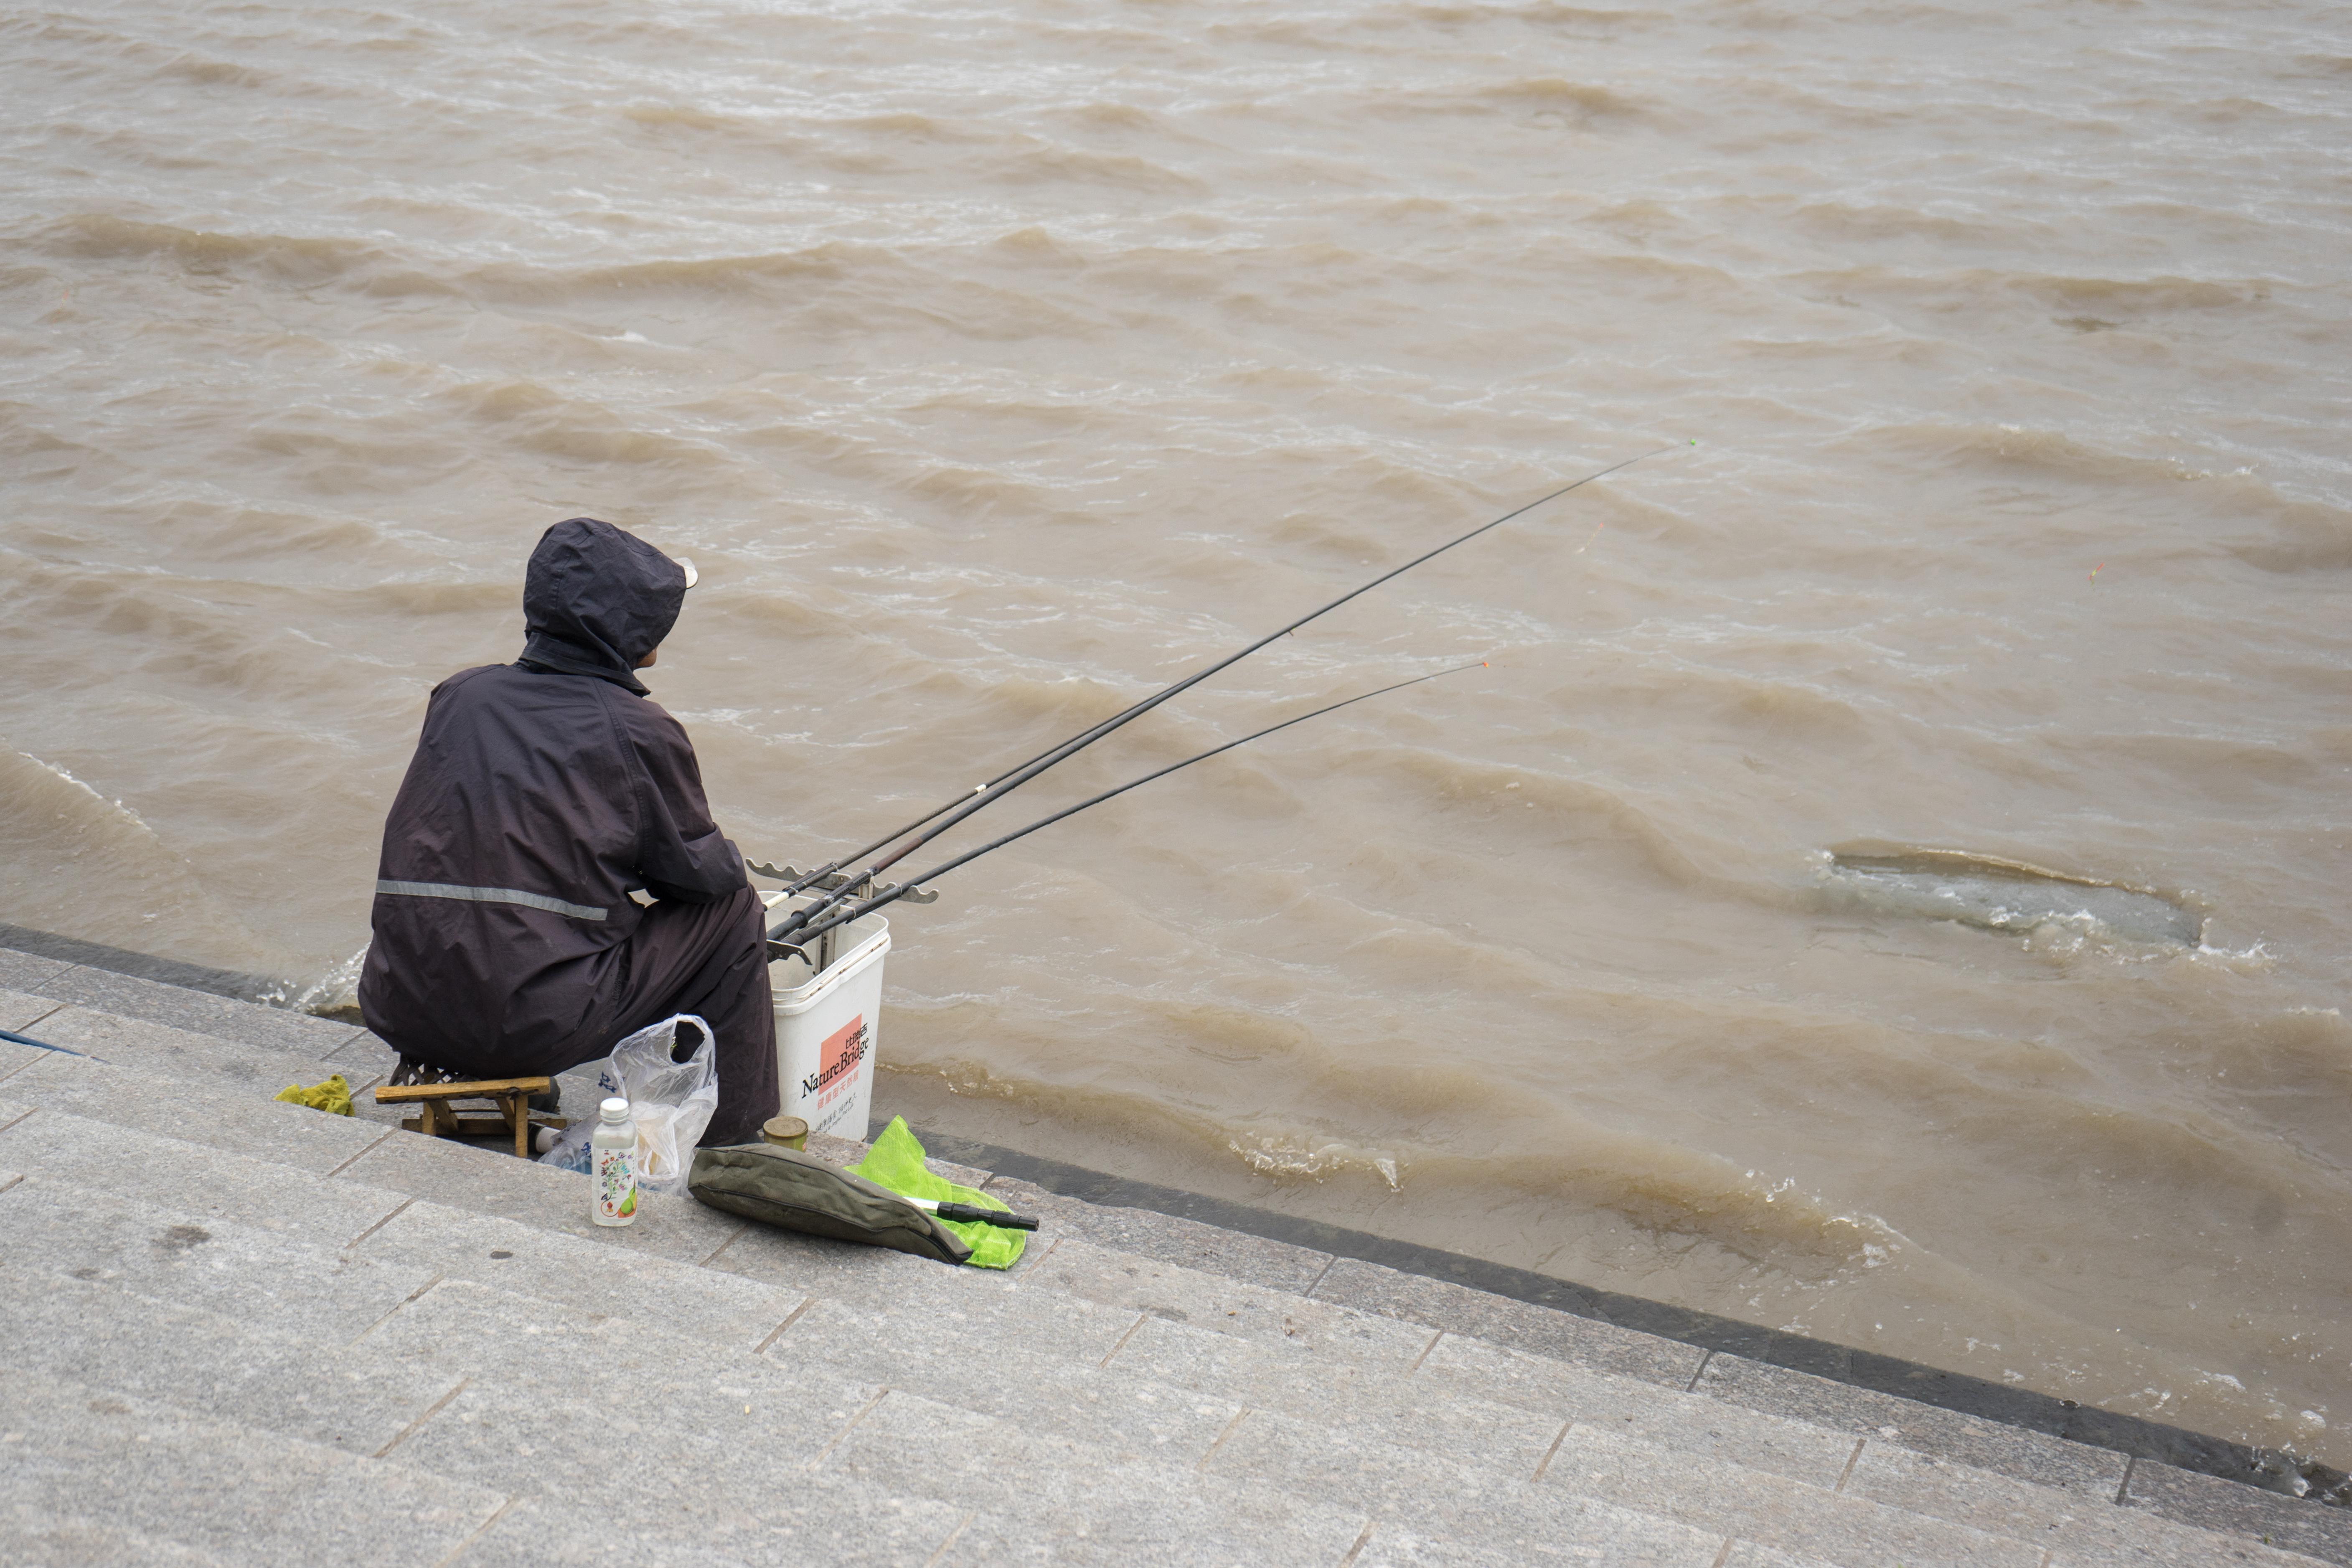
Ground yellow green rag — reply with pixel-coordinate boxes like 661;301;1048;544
274;1074;353;1116
851;1116;1026;1270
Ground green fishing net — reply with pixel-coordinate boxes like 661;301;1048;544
851;1116;1026;1270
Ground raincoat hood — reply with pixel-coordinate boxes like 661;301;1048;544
517;517;690;694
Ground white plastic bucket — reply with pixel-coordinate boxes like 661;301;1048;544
759;893;889;1143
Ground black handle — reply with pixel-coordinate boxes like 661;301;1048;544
935;1202;1040;1231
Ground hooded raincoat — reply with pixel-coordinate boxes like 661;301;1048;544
357;517;780;1146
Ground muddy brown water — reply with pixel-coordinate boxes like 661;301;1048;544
4;0;2349;1468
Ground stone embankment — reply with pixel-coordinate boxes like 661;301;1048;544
1;927;2346;1566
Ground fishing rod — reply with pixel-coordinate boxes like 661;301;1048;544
767;448;1667;944
767;661;1487;957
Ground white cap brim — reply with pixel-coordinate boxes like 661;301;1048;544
676;557;698;589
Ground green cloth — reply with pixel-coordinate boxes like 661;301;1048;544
274;1074;353;1116
851;1116;1026;1270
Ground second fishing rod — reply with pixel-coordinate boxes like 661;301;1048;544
767;447;1667;945
767;661;1489;959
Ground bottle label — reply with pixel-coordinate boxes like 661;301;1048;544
595;1144;637;1222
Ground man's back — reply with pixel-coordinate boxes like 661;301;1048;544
353;517;775;1141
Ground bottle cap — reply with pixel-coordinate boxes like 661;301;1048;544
600;1096;631;1123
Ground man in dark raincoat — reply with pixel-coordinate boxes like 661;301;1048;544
358;517;780;1147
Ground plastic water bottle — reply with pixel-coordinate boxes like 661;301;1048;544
592;1096;638;1226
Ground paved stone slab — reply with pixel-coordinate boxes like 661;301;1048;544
1107;1313;1563;1478
0;1038;48;1085
4;1048;391;1174
322;1030;406;1126
1314;1256;1705;1389
1719;1545;1843;1568
0;1512;233;1567
744;1237;1135;1364
357;1197;806;1353
324;1029;400;1077
777;1294;1239;1463
0;1265;460;1457
25;1004;355;1097
807;1130;871;1164
0;1364;506;1568
1419;1334;1856;1490
1537;1421;2046;1568
2047;1524;2328;1567
710;1205;1061;1310
0;948;73;990
1697;1351;2131;1494
0;985;66;1034
1201;1405;1724;1567
335;1120;747;1263
1844;1440;2088;1548
396;1381;965;1567
28;965;358;1055
986;1172;1338;1294
843;1387;1371;1568
0;958;2322;1568
366;1278;876;1440
1851;1443;2323;1567
2123;1460;2352;1566
0;1105;404;1242
0;1173;434;1342
1021;1236;1437;1371
445;1497;764;1568
1347;1520;1528;1568
370;1300;962;1568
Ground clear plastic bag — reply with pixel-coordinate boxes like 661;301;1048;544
537;1013;719;1195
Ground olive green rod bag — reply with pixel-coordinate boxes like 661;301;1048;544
687;1142;975;1266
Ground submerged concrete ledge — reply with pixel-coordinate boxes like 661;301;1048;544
3;917;2345;1548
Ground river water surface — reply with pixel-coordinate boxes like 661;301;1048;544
4;0;2349;1469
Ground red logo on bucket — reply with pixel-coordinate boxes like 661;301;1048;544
803;1014;868;1103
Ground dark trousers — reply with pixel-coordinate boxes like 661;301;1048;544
596;886;781;1146
368;884;781;1149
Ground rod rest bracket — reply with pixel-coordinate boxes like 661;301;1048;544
752;862;938;903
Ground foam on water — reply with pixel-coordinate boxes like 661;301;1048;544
1820;848;2205;948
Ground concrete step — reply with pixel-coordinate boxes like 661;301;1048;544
343;1264;1377;1563
1024;1226;2329;1568
0;1164;807;1360
0;1170;437;1345
0;1363;507;1568
0;1207;960;1565
0;1092;411;1239
0;1070;747;1264
0;1044;393;1180
827;1388;1372;1567
0;1087;2238;1568
6;964;358;1055
0;1511;236;1568
0;984;68;1039
0;1362;777;1568
0;1157;2059;1568
12;996;374;1108
0;1157;1721;1564
0;1255;460;1459
6;976;2341;1566
0;1161;1370;1564
1228;1392;2032;1567
1544;1415;2326;1568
